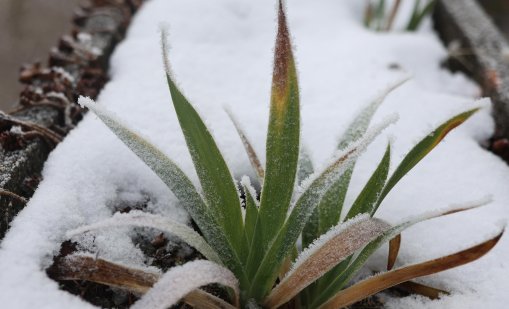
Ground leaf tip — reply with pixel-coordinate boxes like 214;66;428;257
272;0;296;108
159;25;173;78
77;96;94;109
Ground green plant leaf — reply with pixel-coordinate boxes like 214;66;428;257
311;197;491;308
302;207;320;251
406;0;435;31
375;0;386;31
161;31;244;259
373;108;479;215
406;0;422;31
301;146;318;249
78;97;248;287
315;77;408;239
242;176;259;250
304;77;407;271
345;142;391;220
337;77;409;151
256;0;301;252
244;1;301;285
248;115;397;300
298;146;314;185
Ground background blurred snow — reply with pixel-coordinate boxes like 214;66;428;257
0;0;507;308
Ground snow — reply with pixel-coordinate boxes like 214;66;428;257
131;260;239;309
0;0;508;308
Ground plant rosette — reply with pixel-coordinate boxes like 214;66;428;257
0;1;507;309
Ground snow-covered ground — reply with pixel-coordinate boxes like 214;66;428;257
0;0;508;308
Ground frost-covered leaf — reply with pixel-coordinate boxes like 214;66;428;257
319;228;503;309
304;167;352;252
132;260;239;309
345;142;391;220
298;146;314;185
248;115;397;300
226;108;265;181
264;215;390;308
373;108;479;214
306;78;407;250
78;97;246;284
244;1;301;287
257;0;300;250
302;207;320;251
336;77;408;151
67;211;222;265
311;197;492;308
301;147;318;249
161;29;244;258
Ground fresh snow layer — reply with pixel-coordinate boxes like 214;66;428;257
0;0;508;308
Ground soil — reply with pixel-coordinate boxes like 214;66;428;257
46;197;229;309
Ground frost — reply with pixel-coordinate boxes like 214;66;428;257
67;210;223;264
10;126;23;134
396;195;493;227
337;77;409;150
297;113;398;201
132;260;238;309
160;26;173;78
266;215;390;308
240;175;259;206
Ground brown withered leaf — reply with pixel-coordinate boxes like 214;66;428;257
387;234;401;270
320;229;504;309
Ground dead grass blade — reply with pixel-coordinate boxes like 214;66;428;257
387;234;401;270
0;189;28;204
385;0;402;31
49;254;160;294
0;111;62;145
319;229;504;309
225;108;265;180
386;233;448;299
394;281;449;300
50;255;237;309
184;289;237;309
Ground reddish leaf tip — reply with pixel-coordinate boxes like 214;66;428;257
272;0;294;104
